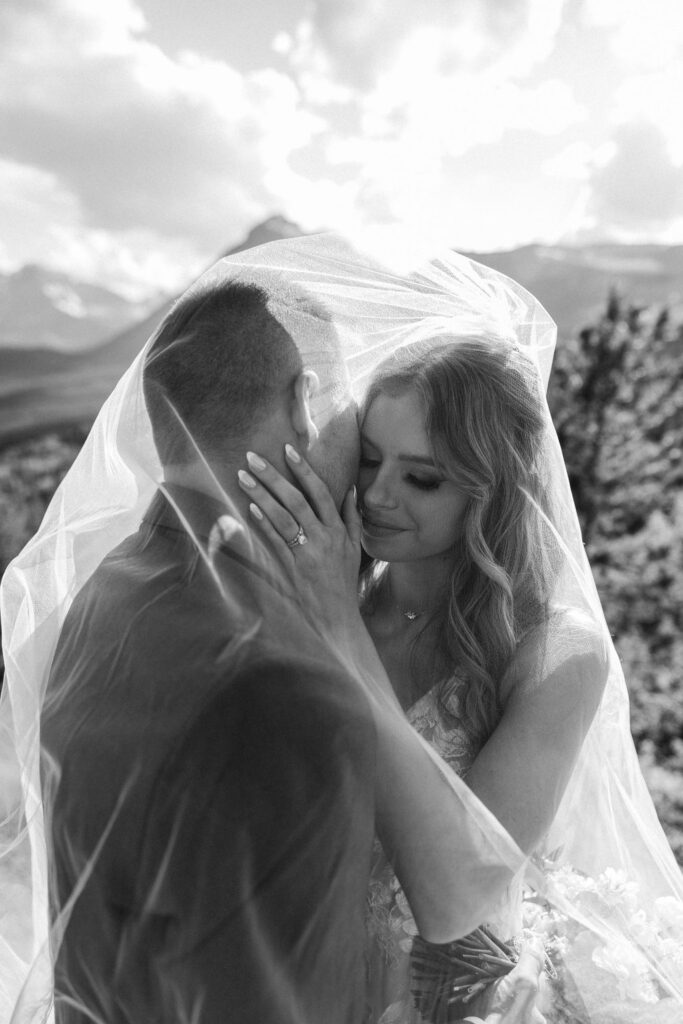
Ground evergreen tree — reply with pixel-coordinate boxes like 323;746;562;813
549;298;683;861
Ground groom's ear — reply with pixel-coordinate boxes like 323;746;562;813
290;370;320;447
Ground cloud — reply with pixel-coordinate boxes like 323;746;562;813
542;141;595;182
583;0;683;70
613;69;683;163
0;156;211;299
4;0;680;299
579;0;683;232
275;0;581;243
276;0;582;246
0;0;321;256
588;122;683;231
0;0;585;297
285;0;565;92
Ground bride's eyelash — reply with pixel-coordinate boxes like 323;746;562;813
407;475;441;491
360;456;442;491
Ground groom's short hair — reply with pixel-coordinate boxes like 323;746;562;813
143;275;346;466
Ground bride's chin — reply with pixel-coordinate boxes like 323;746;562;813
360;532;398;560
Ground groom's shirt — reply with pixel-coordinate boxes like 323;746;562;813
42;488;376;1024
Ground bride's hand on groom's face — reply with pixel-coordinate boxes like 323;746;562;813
237;445;363;639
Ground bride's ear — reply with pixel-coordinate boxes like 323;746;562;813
290;370;321;447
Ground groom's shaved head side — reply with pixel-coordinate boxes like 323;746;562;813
143;276;345;466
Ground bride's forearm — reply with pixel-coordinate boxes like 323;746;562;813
373;710;520;943
333;614;520;943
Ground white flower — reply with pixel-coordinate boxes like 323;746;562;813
401;916;419;937
521;901;547;930
627;908;660;950
594;868;639;913
546;864;597;902
394;888;412;918
654;896;683;937
592;937;658;1003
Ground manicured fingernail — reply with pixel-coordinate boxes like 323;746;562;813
237;469;256;489
216;515;242;542
284;443;301;463
246;451;267;471
249;502;263;520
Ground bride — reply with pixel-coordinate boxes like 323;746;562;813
231;244;683;1022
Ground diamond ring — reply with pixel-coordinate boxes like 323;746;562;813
286;525;308;548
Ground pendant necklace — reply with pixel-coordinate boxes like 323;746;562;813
386;576;431;622
390;589;428;622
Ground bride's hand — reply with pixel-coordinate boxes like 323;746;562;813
237;444;362;640
478;940;547;1024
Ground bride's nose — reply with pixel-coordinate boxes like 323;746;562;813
362;470;398;511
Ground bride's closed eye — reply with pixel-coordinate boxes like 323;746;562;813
406;475;442;492
359;453;443;491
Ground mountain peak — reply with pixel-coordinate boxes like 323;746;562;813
222;215;307;258
9;263;50;285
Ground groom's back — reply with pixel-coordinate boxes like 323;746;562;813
42;494;376;1024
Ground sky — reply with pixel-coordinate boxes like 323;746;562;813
1;0;682;300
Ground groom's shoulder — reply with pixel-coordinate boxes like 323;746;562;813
150;651;377;830
203;648;375;742
163;646;376;787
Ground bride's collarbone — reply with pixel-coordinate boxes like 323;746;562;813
365;616;438;711
363;608;418;662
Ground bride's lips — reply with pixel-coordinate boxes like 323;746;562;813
360;514;406;538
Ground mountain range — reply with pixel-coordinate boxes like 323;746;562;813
0;264;164;352
1;216;682;446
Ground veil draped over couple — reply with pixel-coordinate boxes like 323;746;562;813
1;231;682;1024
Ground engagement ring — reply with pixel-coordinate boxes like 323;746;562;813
286;525;308;548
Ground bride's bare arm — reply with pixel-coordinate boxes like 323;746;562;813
465;622;609;855
350;628;524;942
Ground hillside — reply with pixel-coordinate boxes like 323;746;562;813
467;243;683;340
548;295;683;860
2;224;683;448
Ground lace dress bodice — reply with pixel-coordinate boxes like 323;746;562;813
406;686;477;775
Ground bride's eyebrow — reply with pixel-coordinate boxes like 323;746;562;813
360;433;437;467
399;454;437;467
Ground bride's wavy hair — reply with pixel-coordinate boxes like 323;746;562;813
360;335;557;744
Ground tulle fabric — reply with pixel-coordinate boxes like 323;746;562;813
0;230;681;1023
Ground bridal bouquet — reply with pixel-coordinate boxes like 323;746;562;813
522;863;683;1022
410;924;519;1020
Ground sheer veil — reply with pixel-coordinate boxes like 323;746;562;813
1;230;682;1022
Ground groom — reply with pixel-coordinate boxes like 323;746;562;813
41;273;376;1024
